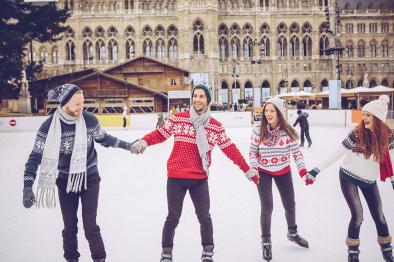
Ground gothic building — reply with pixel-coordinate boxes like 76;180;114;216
32;0;394;104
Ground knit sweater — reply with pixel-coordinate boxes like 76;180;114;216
316;130;394;188
249;125;307;177
24;111;132;188
142;111;250;179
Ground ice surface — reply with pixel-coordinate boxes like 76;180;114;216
0;126;393;262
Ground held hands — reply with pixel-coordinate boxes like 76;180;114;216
303;167;320;185
245;168;259;185
23;187;36;208
130;139;148;154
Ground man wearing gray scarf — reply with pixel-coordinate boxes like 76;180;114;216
22;84;136;262
131;84;259;262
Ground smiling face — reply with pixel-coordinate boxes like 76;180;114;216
264;103;279;129
192;88;208;115
362;111;374;130
63;91;84;117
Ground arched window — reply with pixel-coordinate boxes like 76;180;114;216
143;39;153;57
51;47;58;64
370;79;377;88
381;78;389;87
320;79;329;91
108;39;118;62
381;41;389;57
302;36;312;57
243;36;253;59
346;41;353;58
156;38;165;60
155;25;165;37
219;37;228;60
193;20;204;54
95;39;106;63
290;36;300;58
39;47;48;64
276;36;287;57
260;36;270;57
83;40;94;62
94;26;105;38
82;26;92;38
303;80;312;92
126;39;135;59
167;24;178;37
125;26;135;38
231;37;240;60
107;26;118;38
65;40;75;61
370;40;377;58
142;25;153;37
319;35;329;56
357;41;365;58
345;80;354;89
168;38;178;59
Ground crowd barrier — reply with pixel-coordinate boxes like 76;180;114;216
0;110;358;132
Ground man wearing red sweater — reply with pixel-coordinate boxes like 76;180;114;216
131;84;258;262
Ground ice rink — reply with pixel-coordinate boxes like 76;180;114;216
0;125;393;262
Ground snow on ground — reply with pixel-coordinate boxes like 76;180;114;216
0;125;393;262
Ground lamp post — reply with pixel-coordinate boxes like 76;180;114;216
251;38;262;106
231;58;240;105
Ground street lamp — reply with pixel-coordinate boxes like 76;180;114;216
251;38;262;106
231;58;240;104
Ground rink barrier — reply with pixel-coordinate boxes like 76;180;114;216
0;110;358;132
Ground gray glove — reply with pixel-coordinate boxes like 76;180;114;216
23;187;35;208
130;139;148;154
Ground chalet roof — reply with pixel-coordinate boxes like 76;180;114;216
103;55;190;75
71;70;168;98
35;68;96;82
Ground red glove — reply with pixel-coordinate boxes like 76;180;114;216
252;175;259;185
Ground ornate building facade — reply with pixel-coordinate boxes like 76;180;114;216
32;0;394;104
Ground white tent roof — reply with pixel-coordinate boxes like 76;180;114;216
276;91;315;98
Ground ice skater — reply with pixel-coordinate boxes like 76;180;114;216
22;84;136;262
305;95;394;262
249;97;310;261
122;106;128;129
131;84;259;262
293;109;312;147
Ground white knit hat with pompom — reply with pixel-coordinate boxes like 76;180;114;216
362;95;390;122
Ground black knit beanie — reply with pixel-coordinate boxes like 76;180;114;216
48;84;81;106
192;84;211;104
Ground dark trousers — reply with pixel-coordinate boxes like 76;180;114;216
162;178;213;248
340;178;389;240
123;117;126;128
300;127;312;145
56;174;106;260
257;171;297;241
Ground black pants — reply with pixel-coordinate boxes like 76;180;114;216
300;127;312;145
56;174;106;260
340;178;389;240
257;171;297;241
123;117;126;128
162;178;213;248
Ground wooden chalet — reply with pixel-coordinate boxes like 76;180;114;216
33;56;190;114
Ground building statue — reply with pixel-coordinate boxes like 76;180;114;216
362;72;369;88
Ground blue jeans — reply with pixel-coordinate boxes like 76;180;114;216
340;178;389;239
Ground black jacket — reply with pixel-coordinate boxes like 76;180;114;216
293;112;309;129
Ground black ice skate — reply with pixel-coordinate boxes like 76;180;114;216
308;141;312;148
93;259;105;262
381;245;394;262
66;259;78;262
287;232;309;248
262;242;272;261
347;246;360;262
160;247;173;262
299;143;304;147
201;245;214;262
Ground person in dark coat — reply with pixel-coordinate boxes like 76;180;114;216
293;109;312;147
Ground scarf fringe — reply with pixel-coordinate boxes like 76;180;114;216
66;172;87;193
36;187;56;208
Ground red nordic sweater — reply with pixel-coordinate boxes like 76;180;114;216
143;112;250;179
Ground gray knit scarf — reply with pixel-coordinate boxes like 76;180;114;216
190;106;211;175
36;107;87;208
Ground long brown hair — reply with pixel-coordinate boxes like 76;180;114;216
354;115;391;162
259;103;299;143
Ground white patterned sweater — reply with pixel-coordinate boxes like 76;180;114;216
249;125;307;177
315;130;394;187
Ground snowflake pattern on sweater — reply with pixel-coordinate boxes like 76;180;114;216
142;111;249;179
317;130;394;187
24;111;132;188
249;125;307;177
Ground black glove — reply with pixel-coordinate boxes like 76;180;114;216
23;187;36;208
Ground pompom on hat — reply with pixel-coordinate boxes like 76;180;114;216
362;95;390;122
265;97;286;117
48;84;81;106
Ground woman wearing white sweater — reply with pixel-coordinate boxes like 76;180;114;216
305;95;394;262
249;97;310;262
